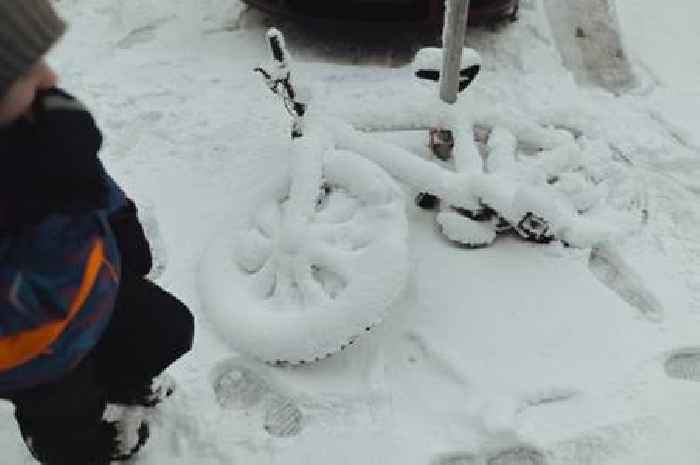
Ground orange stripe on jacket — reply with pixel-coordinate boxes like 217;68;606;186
0;239;109;371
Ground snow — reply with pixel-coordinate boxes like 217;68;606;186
617;0;700;93
2;0;700;464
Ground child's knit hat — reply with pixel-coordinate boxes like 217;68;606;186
0;0;66;98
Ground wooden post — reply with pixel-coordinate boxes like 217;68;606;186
440;0;470;104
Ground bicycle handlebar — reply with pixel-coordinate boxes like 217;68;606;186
256;29;306;137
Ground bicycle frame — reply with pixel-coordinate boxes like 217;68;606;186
255;28;618;250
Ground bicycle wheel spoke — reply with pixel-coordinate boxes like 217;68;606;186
273;260;298;305
251;257;278;299
235;229;273;273
293;258;329;306
307;242;356;279
309;264;347;301
314;189;359;224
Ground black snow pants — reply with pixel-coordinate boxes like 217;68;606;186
2;273;194;465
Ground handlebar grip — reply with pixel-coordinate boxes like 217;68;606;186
269;35;285;64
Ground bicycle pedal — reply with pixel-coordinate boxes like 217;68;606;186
516;212;555;244
416;192;440;210
452;205;492;222
493;216;513;233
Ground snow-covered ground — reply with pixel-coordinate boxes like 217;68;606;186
618;0;700;93
3;0;700;463
618;0;700;150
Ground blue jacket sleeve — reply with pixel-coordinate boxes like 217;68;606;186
99;166;153;277
99;164;129;215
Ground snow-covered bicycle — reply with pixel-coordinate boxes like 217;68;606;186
200;25;636;366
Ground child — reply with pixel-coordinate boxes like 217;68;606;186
0;1;195;464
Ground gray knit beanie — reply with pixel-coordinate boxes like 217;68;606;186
0;0;66;98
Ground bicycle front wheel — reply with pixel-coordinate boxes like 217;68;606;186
199;149;409;365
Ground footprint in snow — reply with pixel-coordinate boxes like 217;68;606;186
401;331;470;388
433;446;547;465
116;16;173;49
211;357;303;438
588;246;663;323
432;452;479;465
264;396;304;438
665;349;700;382
486;447;547;465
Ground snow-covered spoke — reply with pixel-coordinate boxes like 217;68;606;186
314;189;359;224
309;264;347;301
250;257;278;300
292;260;331;306
311;219;375;253
234;229;273;273
270;259;299;306
305;242;357;282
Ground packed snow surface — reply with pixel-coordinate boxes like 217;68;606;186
2;0;700;464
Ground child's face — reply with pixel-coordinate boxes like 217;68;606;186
0;61;57;126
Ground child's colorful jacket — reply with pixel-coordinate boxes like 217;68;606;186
0;89;128;392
